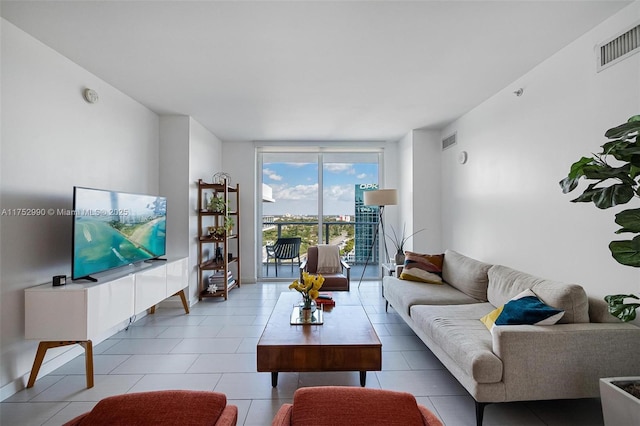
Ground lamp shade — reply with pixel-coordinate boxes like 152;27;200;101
364;189;398;206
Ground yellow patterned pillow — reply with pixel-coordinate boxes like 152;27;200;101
480;305;504;329
399;252;444;284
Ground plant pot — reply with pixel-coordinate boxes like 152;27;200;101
600;377;640;426
395;250;405;265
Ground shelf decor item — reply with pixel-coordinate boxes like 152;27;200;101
207;226;226;240
212;172;231;185
224;216;235;235
289;272;324;324
207;195;227;213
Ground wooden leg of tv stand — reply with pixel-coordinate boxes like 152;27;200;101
80;341;94;388
174;289;190;314
27;340;94;389
148;289;189;315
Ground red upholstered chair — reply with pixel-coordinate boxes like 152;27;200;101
272;386;443;426
62;390;238;426
300;245;350;291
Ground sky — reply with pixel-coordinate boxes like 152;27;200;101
263;161;378;216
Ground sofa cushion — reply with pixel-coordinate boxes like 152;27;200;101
399;252;444;283
383;276;480;316
480;289;565;330
441;250;492;302
487;265;589;324
411;304;503;384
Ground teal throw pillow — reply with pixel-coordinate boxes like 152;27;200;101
495;289;564;326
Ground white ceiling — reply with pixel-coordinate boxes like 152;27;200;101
1;1;631;141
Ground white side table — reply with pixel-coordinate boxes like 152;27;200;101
382;262;403;276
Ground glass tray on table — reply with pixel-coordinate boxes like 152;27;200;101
290;304;324;325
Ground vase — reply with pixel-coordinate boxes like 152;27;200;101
395;250;405;265
301;307;313;323
299;299;317;323
299;299;317;312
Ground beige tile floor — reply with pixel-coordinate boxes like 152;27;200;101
1;281;604;425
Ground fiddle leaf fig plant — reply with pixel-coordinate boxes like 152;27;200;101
559;115;640;321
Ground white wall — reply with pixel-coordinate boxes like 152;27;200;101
222;141;256;283
189;119;223;297
395;130;442;254
397;132;414;249
441;2;640;301
160;116;190;258
159;116;223;303
0;20;160;394
411;130;442;254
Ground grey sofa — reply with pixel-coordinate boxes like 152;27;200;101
382;249;640;426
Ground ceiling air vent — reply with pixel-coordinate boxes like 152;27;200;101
442;133;457;151
597;23;640;72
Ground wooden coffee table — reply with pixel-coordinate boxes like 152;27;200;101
257;291;382;387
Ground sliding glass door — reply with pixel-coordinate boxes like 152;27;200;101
259;149;381;280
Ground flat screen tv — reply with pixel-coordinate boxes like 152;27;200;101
72;186;167;281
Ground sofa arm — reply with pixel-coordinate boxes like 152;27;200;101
492;323;640;401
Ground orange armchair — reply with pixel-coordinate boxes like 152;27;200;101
272;386;443;426
63;390;238;426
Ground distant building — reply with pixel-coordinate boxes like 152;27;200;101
354;184;379;264
262;183;275;203
263;215;276;230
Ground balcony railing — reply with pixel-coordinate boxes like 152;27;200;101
261;220;383;279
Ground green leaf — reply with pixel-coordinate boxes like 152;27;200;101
605;117;640;139
591;184;634;209
582;163;635;185
559;176;579;193
559;156;595;193
604;294;640;322
566;157;595;179
609;235;640;267
570;184;598;203
614;208;640;233
602;141;640;162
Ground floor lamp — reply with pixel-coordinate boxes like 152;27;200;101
358;189;397;288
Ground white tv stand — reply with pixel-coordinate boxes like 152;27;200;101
24;257;189;389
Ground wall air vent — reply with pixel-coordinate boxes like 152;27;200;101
442;133;457;151
597;23;639;72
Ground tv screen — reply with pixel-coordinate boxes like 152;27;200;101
72;187;167;280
